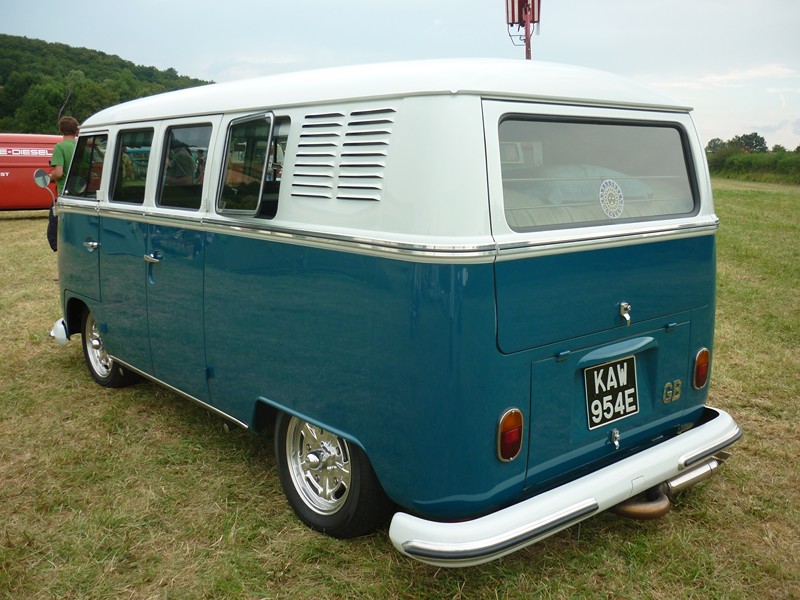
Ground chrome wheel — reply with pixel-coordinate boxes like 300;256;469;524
285;416;352;515
80;307;138;388
84;311;112;379
275;411;392;538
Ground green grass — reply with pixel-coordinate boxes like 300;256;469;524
1;180;798;599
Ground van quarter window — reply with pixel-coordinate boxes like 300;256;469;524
111;129;154;205
218;115;287;219
158;124;212;210
65;134;107;199
499;119;696;231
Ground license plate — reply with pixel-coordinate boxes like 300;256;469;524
584;356;639;430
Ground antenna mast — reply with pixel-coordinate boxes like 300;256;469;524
506;0;542;60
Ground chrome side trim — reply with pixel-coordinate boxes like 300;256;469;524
402;499;598;562
57;201;100;217
679;422;742;469
202;219;498;263
495;219;720;261
111;356;249;430
56;202;718;264
56;202;499;264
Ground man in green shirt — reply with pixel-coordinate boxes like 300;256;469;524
47;116;79;251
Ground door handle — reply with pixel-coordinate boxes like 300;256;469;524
83;240;99;251
144;252;162;264
619;302;632;327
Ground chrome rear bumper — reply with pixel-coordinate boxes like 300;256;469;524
389;407;741;567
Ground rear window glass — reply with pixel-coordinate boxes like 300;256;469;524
499;119;696;231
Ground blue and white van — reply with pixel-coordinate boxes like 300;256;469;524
49;59;740;567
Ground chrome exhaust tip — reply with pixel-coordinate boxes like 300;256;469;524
611;452;731;521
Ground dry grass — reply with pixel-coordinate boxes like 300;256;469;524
0;180;798;598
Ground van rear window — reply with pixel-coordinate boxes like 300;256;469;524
499;119;695;231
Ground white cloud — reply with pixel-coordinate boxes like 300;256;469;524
652;64;798;91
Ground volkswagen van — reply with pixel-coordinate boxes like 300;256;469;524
1;133;60;210
48;59;740;567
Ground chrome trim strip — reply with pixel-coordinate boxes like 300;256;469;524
57;201;100;217
201;219;498;263
111;357;249;430
495;219;720;261
679;423;742;469
56;202;718;264
401;499;598;562
56;202;499;263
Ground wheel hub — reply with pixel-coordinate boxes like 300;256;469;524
286;417;352;515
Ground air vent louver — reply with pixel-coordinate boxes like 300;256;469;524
291;108;395;202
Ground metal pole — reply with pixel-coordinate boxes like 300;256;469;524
523;2;532;60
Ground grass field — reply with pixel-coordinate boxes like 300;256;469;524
1;179;798;599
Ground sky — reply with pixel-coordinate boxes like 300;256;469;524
3;0;800;149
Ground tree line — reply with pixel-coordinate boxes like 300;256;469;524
705;132;800;184
0;34;209;134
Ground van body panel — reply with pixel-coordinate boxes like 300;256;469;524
203;230;528;516
526;319;703;490
98;213;152;374
481;96;719;501
0;133;61;210
58;207;101;301
495;235;715;354
147;222;210;402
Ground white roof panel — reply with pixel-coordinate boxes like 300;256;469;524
82;59;689;127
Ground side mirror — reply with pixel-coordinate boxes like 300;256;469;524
33;168;51;188
33;168;56;202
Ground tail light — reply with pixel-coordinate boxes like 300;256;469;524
693;348;710;389
497;408;523;462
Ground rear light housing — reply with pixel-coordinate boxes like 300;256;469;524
497;408;523;462
693;347;711;389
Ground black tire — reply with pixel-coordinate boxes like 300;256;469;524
81;308;138;388
275;411;391;538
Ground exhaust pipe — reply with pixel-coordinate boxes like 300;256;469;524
611;453;730;520
611;484;672;520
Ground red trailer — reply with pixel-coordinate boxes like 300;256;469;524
0;133;61;210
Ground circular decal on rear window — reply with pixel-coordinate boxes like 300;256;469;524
599;179;624;219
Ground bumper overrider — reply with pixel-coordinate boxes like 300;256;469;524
389;407;741;567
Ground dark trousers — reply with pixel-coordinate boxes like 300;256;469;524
47;204;58;252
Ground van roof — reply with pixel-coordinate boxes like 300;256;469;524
82;59;689;127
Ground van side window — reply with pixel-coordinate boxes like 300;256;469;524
499;119;696;231
111;129;153;204
64;134;107;199
158;124;212;210
218;116;286;219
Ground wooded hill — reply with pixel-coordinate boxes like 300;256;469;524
0;34;209;134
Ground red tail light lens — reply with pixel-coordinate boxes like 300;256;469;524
498;408;523;462
693;348;710;389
